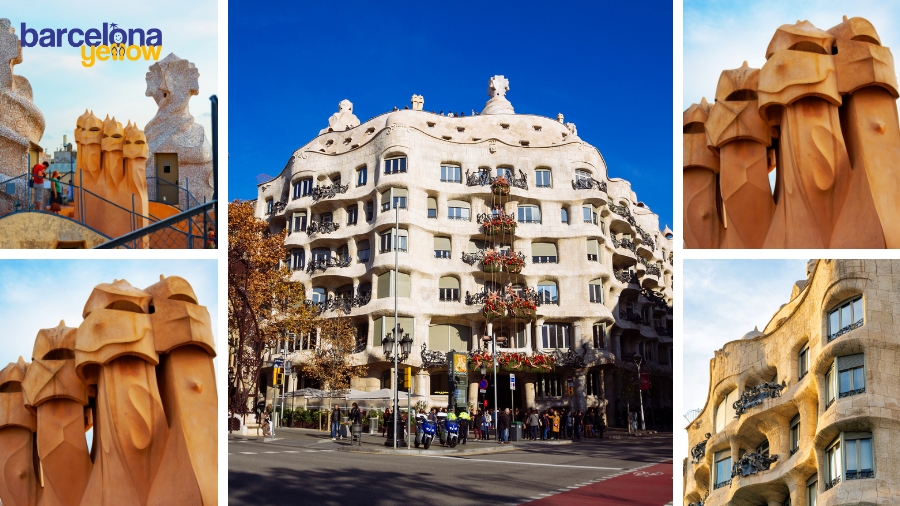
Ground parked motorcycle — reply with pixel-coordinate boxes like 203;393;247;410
440;419;460;448
415;418;437;449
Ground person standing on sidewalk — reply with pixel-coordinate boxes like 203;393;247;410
541;411;550;440
498;408;511;444
527;409;539;441
483;409;493;440
574;411;584;442
550;410;560;440
595;411;606;438
330;404;342;441
473;410;483;440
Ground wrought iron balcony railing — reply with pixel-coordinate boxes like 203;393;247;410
636;226;656;251
268;199;287;216
310;182;349;202
731;452;778;478
824;476;841;490
421;343;450;368
612;236;637;253
655;327;672;337
733;381;787;417
827;319;863;342
305;220;339;236
690;433;711;463
571;177;607;192
305;255;351;274
713;479;731;490
619;309;643;324
465;168;528;190
614;269;639;284
641;288;670;310
608;202;637;228
304;290;372;315
839;387;866;398
789;446;799;457
846;470;875;480
464;286;543;307
645;264;662;277
461;250;483;265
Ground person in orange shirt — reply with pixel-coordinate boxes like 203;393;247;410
550;409;561;440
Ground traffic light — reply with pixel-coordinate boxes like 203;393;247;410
273;367;283;386
404;367;411;389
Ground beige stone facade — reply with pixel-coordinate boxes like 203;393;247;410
684;259;900;506
256;77;673;425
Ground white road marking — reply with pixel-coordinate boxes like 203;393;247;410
238;452;257;455
420;456;623;470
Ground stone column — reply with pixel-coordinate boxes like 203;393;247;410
524;323;533;352
468;381;479;410
573;372;587;412
470;322;481;352
572;321;582;349
534;319;544;351
524;380;536;410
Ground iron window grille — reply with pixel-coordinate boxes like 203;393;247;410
827;296;863;341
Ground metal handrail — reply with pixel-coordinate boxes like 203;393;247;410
96;200;216;249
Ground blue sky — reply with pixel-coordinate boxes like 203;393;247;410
4;1;216;155
681;259;807;422
0;260;218;365
684;0;900;109
228;0;674;230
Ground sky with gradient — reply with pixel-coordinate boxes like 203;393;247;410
4;1;217;156
228;0;674;230
684;0;900;109
0;260;218;366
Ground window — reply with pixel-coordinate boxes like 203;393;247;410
440;165;461;183
587;239;600;261
586;371;601;396
311;287;326;304
297;331;317;350
790;414;800;455
320;212;333;223
384;156;407;174
365;201;374;221
292;212;307;232
560;207;569;224
756;440;770;456
592;323;606;349
434;237;451;259
447;200;470;221
428;323;469;351
346;205;358;225
381;188;408;211
495;323;526;348
430;373;448;395
532;243;558;263
837;354;865;398
336;245;349;263
583;205;598;224
715;389;738;432
375;315;415;346
825;438;841;488
292;178;313;199
575;169;592;184
825;364;835;407
535;169;551;188
311;247;329;263
357;240;370;263
806;475;817;506
536;374;562;397
496;167;513;179
266;199;273;215
376;271;411;298
537;281;559;305
642;307;652;325
357;166;368;186
828;296;863;341
517;205;541;223
714;450;732;489
354;324;367;352
438;277;460;301
541;323;569;349
291;249;305;270
427;197;437;219
380;229;408;253
589;279;603;303
844;433;874;480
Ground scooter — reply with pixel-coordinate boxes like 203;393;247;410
415;418;436;449
440;419;460;448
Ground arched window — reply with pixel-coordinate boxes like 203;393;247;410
381;188;408;211
535;168;552;188
384;156;407;174
427;197;437;218
714;389;737;432
438;277;460;301
291;249;305;270
440;164;461;183
560;207;569;224
827;296;863;341
517;205;541;224
540;323;569;349
537;280;558;304
434;237;452;259
357;240;370;263
589;279;603;303
575;169;592;184
532;243;558;264
311;287;326;304
496;166;514;179
447;200;471;221
587;239;600;261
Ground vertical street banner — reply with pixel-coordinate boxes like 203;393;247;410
448;352;468;412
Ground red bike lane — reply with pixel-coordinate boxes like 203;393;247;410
521;461;672;506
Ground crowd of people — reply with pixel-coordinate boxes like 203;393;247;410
31;161;71;213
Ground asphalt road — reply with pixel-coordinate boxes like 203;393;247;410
229;428;673;506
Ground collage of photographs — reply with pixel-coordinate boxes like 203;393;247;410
0;0;896;505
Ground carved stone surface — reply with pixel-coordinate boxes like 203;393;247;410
75;112;150;241
0;19;46;212
320;99;360;134
482;75;515;115
733;380;787;417
144;53;214;204
685;16;900;248
0;276;217;506
731;452;778;478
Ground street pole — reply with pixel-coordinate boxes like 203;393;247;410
492;324;498;440
407;372;411;450
636;357;646;431
393;202;399;450
280;339;286;431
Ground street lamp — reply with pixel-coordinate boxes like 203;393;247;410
383;326;410;448
632;353;646;431
382;328;411;362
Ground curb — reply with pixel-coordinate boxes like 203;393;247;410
337;444;519;456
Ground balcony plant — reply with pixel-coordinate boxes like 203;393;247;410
482;210;516;236
483;291;506;319
481;249;503;273
503;250;525;274
507;293;537;319
491;175;511;196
